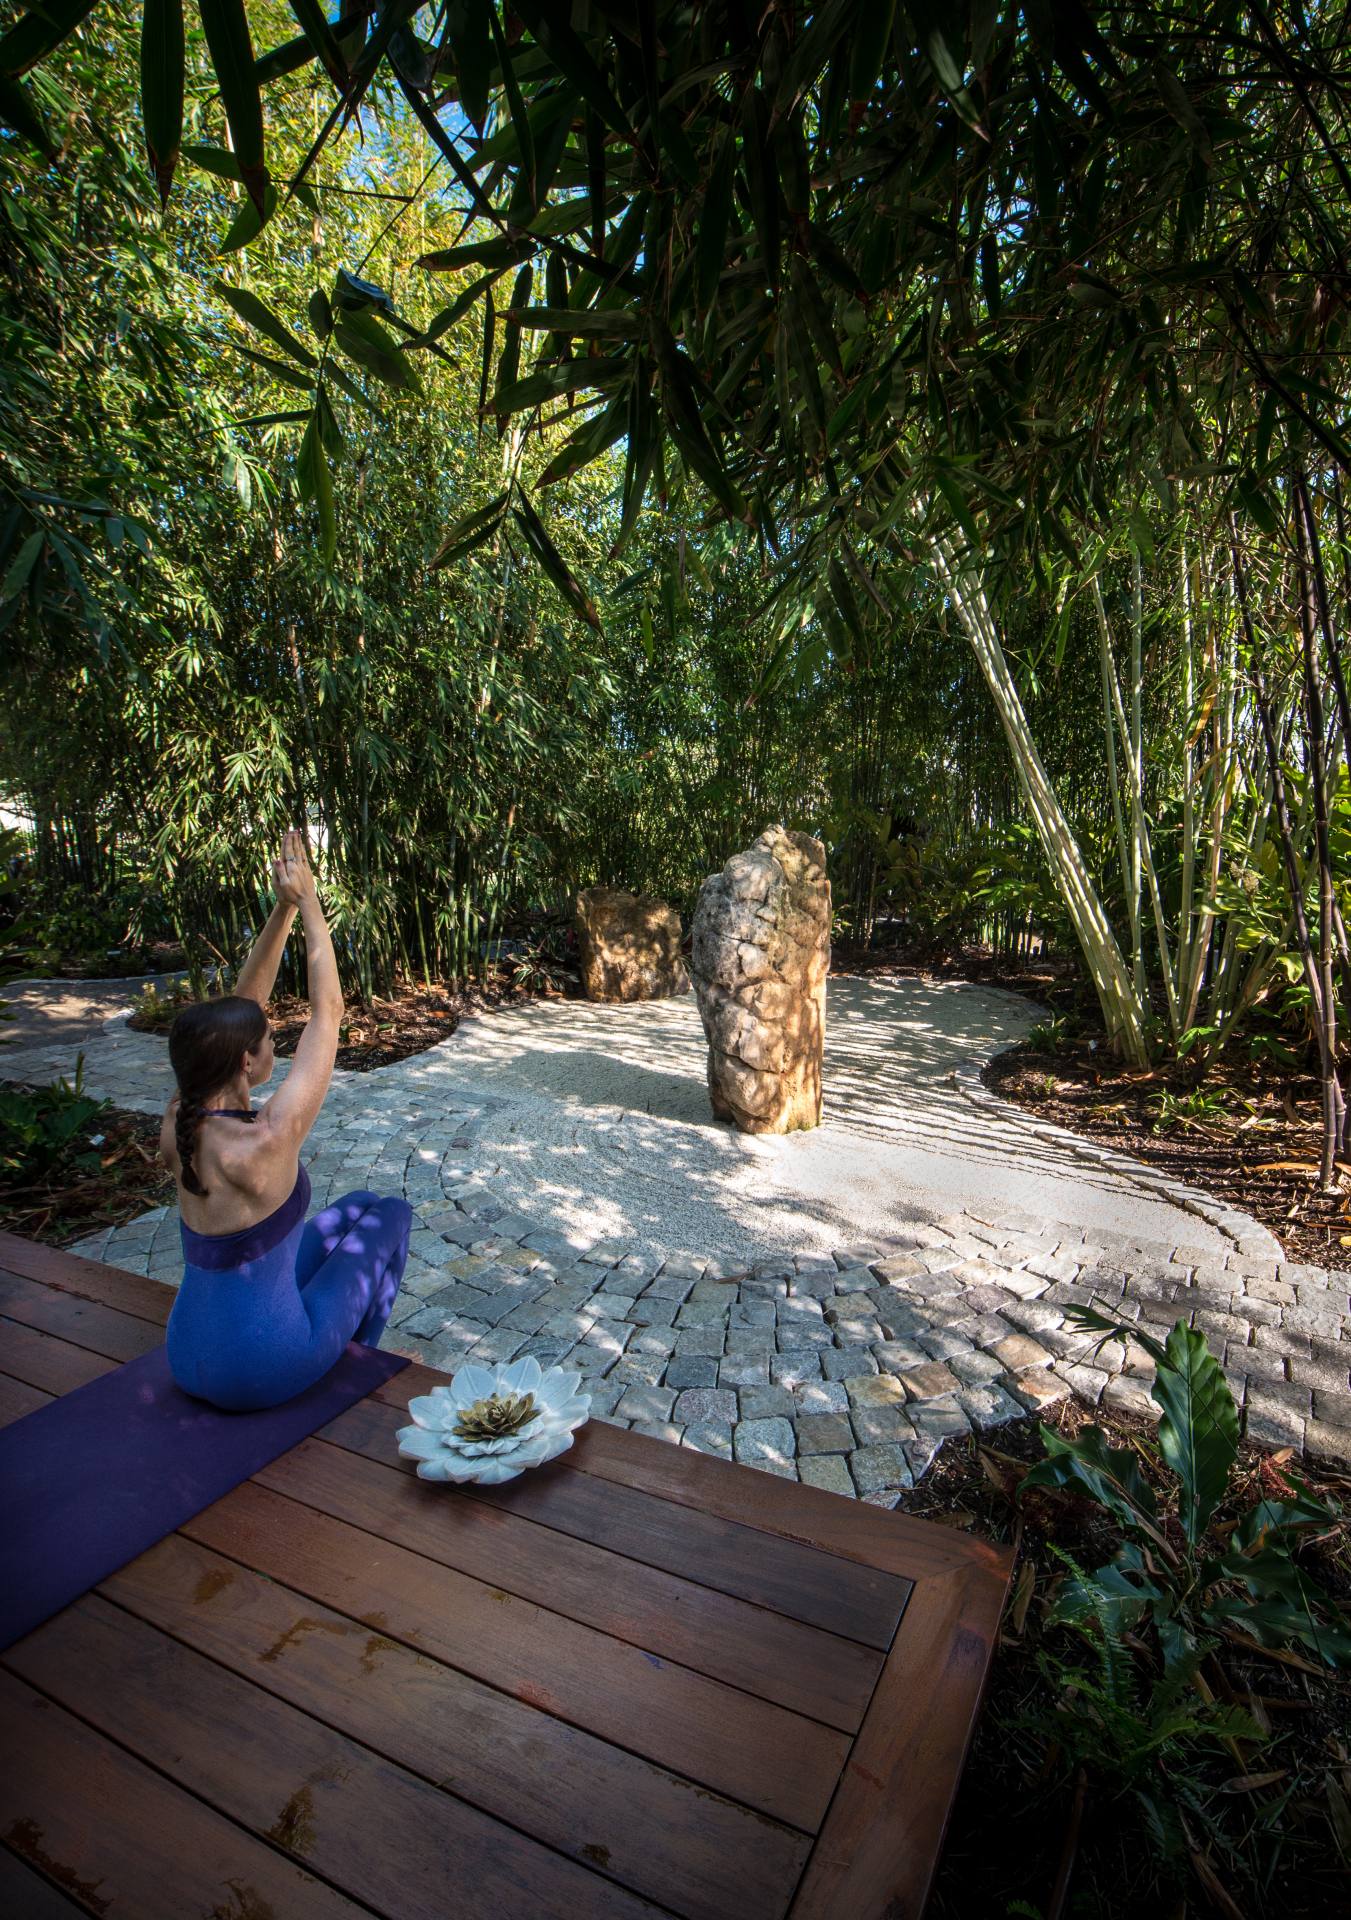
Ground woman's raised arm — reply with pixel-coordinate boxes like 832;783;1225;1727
233;829;308;1007
257;839;344;1152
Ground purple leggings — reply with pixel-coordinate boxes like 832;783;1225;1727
296;1190;411;1345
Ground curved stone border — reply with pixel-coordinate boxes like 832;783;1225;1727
953;1054;1283;1260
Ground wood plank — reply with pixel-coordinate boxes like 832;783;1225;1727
790;1560;1011;1919
0;1270;160;1363
0;1233;173;1323
8;1597;671;1920
257;1433;882;1729
0;1245;1007;1589
0;1669;370;1920
0;1846;87;1917
563;1418;1010;1584
0;1315;116;1396
0;1370;50;1425
104;1534;809;1920
322;1395;909;1649
368;1364;1014;1583
180;1478;849;1832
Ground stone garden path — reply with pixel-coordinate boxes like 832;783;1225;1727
5;971;1349;1490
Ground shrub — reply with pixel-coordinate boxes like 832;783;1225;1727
0;1058;107;1187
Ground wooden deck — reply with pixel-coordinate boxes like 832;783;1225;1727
0;1231;1012;1919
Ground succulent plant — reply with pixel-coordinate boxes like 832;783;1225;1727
396;1356;591;1485
453;1389;539;1442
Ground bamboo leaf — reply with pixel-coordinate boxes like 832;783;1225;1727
333;317;418;391
697;132;736;312
850;0;896;102
182;140;240;180
0;0;99;80
232;341;316;391
492;262;532;421
513;488;600;629
488;2;535;204
495;355;625;415
199;0;268;217
510;306;642;340
141;0;184;206
324;358;383;416
214;280;317;368
0;71;54;153
308;288;333;342
217;177;278;253
285;0;347;90
537;393;627;487
0;530;44;602
417;234;532;274
297;410;335;562
253;31;318;86
513;0;632;144
430;489;509;569
445;0;490;130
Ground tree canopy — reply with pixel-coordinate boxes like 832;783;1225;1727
1;2;1348;1171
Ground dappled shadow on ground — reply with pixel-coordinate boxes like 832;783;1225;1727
395;976;1229;1260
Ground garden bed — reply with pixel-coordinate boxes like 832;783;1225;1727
918;1400;1350;1920
0;1090;170;1246
1;940;188;982
129;969;581;1072
987;1040;1350;1267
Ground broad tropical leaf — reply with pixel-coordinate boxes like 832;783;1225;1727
1150;1322;1238;1545
1022;1423;1161;1540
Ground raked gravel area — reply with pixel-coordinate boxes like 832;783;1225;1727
5;971;1350;1489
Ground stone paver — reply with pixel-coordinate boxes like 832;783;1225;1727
4;972;1346;1491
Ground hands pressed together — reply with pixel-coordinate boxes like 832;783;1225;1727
273;829;317;911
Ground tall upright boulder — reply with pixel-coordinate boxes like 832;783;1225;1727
690;827;831;1133
574;887;690;1002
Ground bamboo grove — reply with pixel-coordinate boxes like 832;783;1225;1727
1;2;1349;1181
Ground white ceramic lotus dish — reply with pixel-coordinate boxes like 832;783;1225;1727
395;1356;592;1485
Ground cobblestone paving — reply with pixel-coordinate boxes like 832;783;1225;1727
7;977;1348;1491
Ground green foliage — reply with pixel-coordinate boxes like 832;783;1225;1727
0;1058;106;1185
1027;1015;1069;1055
1029;1552;1264;1867
1016;1310;1351;1907
129;977;201;1033
503;931;573;997
1147;1086;1232;1135
1022;1308;1351;1670
2;2;1350;1108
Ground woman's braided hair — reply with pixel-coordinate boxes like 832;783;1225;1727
168;995;268;1197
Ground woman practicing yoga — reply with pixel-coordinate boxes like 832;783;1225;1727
161;831;412;1411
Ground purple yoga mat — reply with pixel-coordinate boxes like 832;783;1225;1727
0;1340;409;1652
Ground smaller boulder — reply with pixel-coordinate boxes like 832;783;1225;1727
574;887;690;1003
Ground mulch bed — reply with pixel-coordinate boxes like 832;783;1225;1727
987;1041;1351;1268
0;1100;171;1247
267;973;576;1073
915;1399;1351;1920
